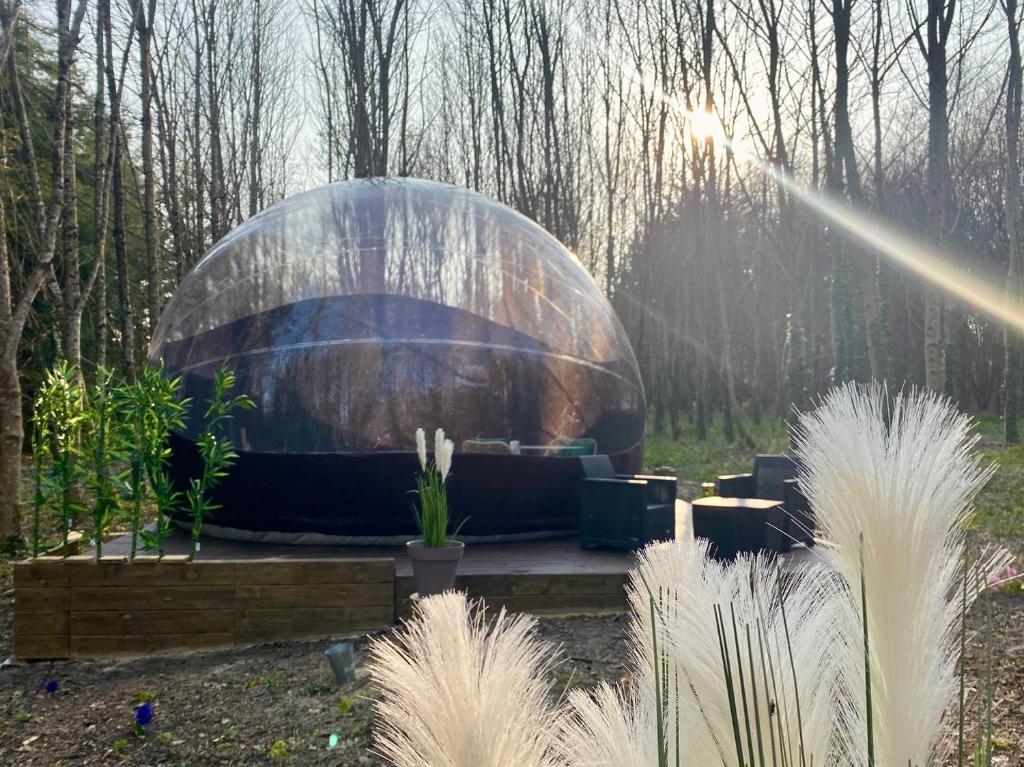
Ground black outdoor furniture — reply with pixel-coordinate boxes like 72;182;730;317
690;497;790;556
691;454;814;558
579;455;677;550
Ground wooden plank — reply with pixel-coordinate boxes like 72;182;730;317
14;634;69;660
71;633;235;657
16;587;69;611
394;573;627;601
235;582;393;608
396;592;626;621
236;627;383;643
235;606;393;634
62;559;237;587
70;586;235;611
237;559;393;585
15;610;69;636
71;609;235;636
14;559;69;589
484;593;626;615
40;531;84;557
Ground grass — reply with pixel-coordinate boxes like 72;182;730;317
645;413;1024;544
644;416;790;499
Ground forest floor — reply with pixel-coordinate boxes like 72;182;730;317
0;418;1021;766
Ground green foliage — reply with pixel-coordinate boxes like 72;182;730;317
268;739;289;758
184;365;255;560
29;391;51;557
123;366;190;559
412;429;461;548
644;417;790;497
413;468;452;548
82;368;128;560
32;362;87;558
26;362;250;560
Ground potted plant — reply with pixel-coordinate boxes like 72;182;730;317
407;427;463;597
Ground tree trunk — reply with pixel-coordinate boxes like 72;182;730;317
103;0;135;377
60;108;82;372
920;0;953;392
93;0;107;370
0;359;21;547
1004;0;1023;442
135;0;160;333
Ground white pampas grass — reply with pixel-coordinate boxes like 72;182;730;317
369;592;560;767
375;387;1004;767
555;684;659;767
437;435;454;481
415;426;453;479
612;537;840;766
416;427;427;472
794;383;1009;766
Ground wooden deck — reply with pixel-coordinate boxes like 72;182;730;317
13;501;819;660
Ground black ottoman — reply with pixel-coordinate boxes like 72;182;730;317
691;496;790;558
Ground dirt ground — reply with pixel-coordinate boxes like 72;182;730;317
0;562;1021;767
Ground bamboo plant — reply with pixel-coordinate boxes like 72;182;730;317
184;364;254;560
36;362;87;558
28;392;51;558
126;365;190;559
82;367;126;560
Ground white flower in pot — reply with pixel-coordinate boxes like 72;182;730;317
408;427;464;597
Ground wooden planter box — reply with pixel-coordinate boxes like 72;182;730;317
13;556;395;661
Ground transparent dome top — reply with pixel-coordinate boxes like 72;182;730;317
149;178;645;456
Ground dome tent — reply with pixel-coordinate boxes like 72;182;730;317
149;178;645;542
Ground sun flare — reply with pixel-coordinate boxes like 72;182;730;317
685;108;726;146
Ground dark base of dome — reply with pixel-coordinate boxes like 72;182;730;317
168;433;642;541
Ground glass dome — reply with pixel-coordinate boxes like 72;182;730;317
150;178;644;458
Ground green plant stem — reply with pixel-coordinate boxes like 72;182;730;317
31;454;43;558
60;467;72;558
714;604;746;766
129;460;142;561
730;605;757;766
414;466;451;548
779;570;806;767
860;533;876;767
958;543;968;767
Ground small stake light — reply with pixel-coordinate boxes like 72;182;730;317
325;642;356;685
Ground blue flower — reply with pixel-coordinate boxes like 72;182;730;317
44;680;59;694
134;702;154;728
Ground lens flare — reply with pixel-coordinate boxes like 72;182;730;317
754;161;1024;335
645;83;1024;335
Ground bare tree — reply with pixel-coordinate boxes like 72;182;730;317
1003;0;1023;441
909;0;956;392
0;0;89;544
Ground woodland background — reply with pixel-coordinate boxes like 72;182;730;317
1;0;1023;542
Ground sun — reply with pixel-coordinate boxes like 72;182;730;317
686;109;727;147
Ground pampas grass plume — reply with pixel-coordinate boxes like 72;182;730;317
369;592;560;767
794;383;1010;766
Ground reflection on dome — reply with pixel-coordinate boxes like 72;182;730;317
149;178;645;541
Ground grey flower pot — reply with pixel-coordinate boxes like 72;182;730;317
406;539;464;597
